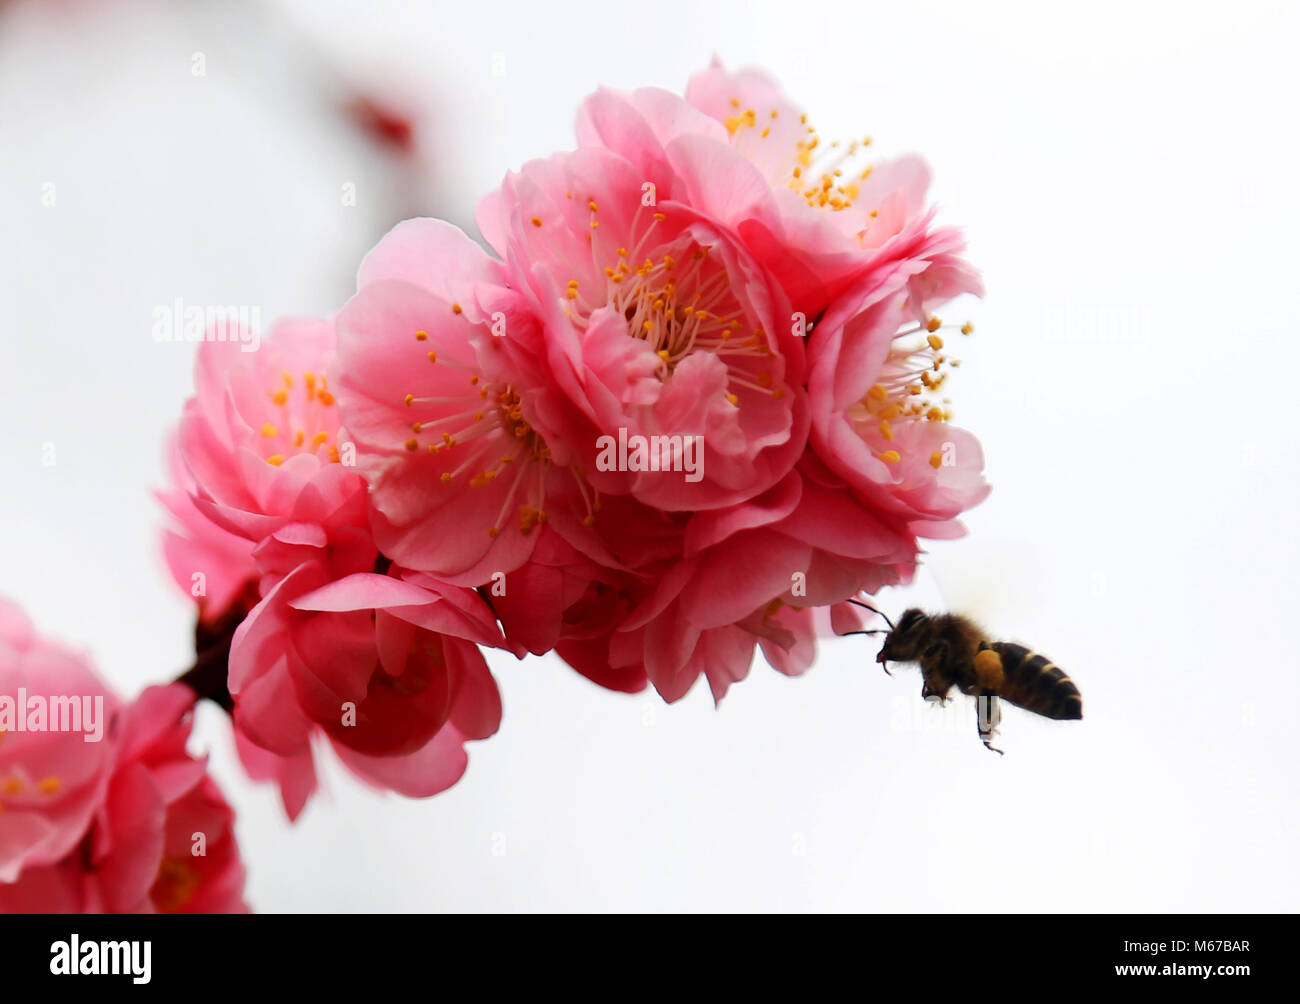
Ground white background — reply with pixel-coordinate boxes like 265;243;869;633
2;0;1297;911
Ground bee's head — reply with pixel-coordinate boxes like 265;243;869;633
877;608;930;665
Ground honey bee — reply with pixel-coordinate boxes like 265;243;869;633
845;601;1083;754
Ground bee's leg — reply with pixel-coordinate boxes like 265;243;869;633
973;646;1005;692
976;694;1004;755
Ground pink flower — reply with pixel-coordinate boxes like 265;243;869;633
228;566;505;811
557;465;916;703
575;60;982;320
175;315;505;816
0;600;119;885
83;685;247;913
157;434;259;626
0;605;246;913
807;268;991;537
177;316;361;557
476;146;810;513
335;218;702;585
332;220;572;584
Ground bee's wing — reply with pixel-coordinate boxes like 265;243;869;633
920;532;1047;627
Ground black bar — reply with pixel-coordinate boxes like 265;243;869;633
0;913;1274;990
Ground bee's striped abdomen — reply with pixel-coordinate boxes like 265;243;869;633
990;642;1083;721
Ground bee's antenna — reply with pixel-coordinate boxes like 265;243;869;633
846;598;894;630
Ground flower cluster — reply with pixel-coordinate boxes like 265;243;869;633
159;61;988;818
0;601;246;913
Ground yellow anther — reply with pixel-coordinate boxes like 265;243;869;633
427;350;438;362
261;423;278;438
588;200;599;212
317;391;335;406
328;445;340;463
272;389;288;406
415;329;428;341
404;393;415;406
531;216;543;227
266;454;284;466
726;392;739;406
294;429;304;447
404;438;418;451
879;450;901;464
927;334;944;350
451;303;462;315
441;472;453;483
930;451;944;469
926;317;942;333
961;322;974;335
653;212;666;221
867;384;888;402
879;419;893;441
37;776;61;795
312;432;328;447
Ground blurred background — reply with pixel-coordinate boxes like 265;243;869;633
2;0;1297;911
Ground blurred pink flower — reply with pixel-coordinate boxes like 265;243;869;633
0;600;119;886
0;604;246;913
86;685;246;914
